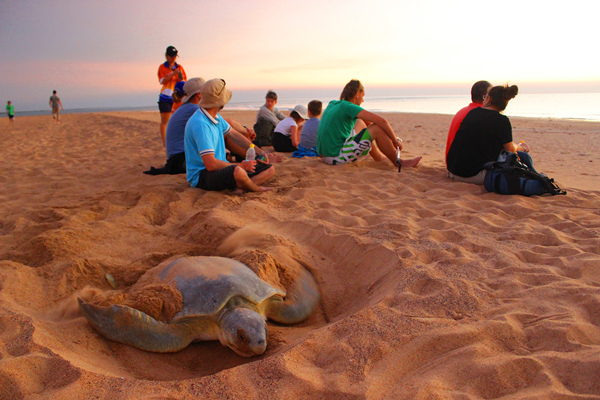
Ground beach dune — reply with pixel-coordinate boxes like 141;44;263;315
1;111;599;399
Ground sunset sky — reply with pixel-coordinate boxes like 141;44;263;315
1;0;599;111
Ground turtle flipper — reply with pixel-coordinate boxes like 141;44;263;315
78;298;195;353
265;268;320;324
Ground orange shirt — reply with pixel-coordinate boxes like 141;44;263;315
157;62;187;103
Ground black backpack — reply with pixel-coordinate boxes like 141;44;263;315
483;153;566;196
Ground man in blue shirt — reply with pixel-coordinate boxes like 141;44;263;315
185;79;275;192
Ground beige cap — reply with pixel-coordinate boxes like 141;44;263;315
199;78;232;109
181;77;205;103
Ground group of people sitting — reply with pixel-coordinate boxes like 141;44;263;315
147;46;533;194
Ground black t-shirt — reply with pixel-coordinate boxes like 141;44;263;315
447;107;513;177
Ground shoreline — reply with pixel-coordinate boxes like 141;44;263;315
13;108;600;123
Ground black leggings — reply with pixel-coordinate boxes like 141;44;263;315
271;132;297;152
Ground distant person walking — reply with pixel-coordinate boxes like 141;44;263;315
157;45;187;147
6;101;14;126
49;90;63;123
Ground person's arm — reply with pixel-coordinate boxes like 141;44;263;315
356;110;402;149
158;65;180;85
275;108;286;121
290;125;300;148
225;129;269;160
257;107;281;126
201;153;257;173
225;130;266;157
225;118;256;141
59;99;64;110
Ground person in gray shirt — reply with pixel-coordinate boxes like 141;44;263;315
253;90;285;147
49;90;64;123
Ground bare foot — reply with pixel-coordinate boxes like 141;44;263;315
258;186;275;192
400;156;422;168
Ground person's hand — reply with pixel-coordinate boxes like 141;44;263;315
256;152;269;164
246;127;256;141
393;137;403;151
520;142;531;153
240;160;256;173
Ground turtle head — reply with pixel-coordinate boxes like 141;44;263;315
218;308;267;357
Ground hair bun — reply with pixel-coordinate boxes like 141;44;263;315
505;85;519;100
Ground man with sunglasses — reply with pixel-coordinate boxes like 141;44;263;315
184;79;275;193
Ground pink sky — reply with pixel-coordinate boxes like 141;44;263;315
2;0;599;111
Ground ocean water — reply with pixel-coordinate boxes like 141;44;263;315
15;92;600;121
228;92;600;121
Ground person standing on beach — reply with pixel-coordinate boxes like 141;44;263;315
445;80;492;166
185;79;275;193
447;84;533;184
49;90;63;123
157;45;187;147
6;101;14;126
317;79;422;168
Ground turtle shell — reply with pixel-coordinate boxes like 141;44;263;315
142;256;285;320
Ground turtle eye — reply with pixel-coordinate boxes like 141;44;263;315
237;328;248;343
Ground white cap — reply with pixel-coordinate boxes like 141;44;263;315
292;104;309;120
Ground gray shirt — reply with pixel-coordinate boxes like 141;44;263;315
299;117;319;149
256;104;285;126
49;95;61;109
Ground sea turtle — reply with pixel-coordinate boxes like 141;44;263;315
78;256;319;357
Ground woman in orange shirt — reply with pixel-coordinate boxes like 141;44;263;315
157;46;187;147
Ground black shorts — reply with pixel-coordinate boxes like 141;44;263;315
271;131;297;152
196;163;272;191
8;115;14;120
158;100;173;113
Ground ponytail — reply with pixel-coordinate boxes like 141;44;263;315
489;84;519;111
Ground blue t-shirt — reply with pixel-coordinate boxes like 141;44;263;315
184;108;231;187
299;117;319;149
165;102;199;159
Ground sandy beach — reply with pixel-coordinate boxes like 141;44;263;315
1;110;599;399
